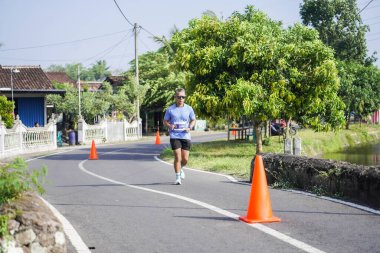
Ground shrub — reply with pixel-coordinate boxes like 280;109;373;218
0;157;47;205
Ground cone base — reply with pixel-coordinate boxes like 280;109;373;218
239;216;281;223
89;157;98;160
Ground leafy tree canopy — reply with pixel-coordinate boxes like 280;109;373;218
171;6;345;152
300;0;369;62
46;60;112;81
126;51;185;112
338;61;380;128
0;96;14;128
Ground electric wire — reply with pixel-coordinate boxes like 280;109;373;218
0;29;129;52
363;15;380;22
360;0;376;13
113;0;134;27
82;31;133;67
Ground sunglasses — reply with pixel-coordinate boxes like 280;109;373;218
176;96;186;99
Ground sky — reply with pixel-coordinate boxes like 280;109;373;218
1;0;380;74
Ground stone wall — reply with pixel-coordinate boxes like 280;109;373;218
257;153;380;209
0;192;66;253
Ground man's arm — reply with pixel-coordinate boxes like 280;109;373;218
186;119;196;132
163;119;175;130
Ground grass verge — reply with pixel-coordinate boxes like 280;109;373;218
160;124;380;180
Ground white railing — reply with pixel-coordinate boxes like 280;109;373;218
0;115;142;159
0;116;57;159
4;131;19;152
77;117;142;145
23;130;54;148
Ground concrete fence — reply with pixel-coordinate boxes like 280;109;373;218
77;116;142;145
0;115;142;159
0;115;57;159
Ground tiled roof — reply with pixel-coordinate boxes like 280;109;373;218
0;65;53;90
45;72;75;85
104;75;127;86
80;81;103;92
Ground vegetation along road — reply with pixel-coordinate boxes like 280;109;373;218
24;132;380;253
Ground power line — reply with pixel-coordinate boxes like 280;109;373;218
113;0;134;27
361;3;380;12
0;31;134;64
367;31;380;36
140;26;157;38
368;20;380;26
360;0;376;12
0;29;129;52
363;16;380;23
82;32;133;66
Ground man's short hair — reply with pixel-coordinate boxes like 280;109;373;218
175;88;185;94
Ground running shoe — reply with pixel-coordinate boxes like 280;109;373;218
174;178;182;185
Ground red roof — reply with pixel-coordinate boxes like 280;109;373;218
45;72;75;85
0;65;53;90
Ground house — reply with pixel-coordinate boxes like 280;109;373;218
79;81;103;92
45;72;101;92
0;65;64;127
104;75;128;92
45;71;76;86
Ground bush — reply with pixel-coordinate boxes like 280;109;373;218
0;158;47;205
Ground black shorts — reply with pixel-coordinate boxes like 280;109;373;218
170;139;192;151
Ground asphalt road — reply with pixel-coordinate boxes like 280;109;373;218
26;133;380;253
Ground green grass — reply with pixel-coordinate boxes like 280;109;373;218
160;124;380;180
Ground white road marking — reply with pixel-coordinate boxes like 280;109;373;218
79;157;325;253
154;155;238;182
25;142;379;253
39;197;91;253
26;149;91;253
155;155;380;215
287;189;380;215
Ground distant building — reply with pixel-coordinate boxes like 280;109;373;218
0;65;64;127
79;81;103;92
104;75;128;92
45;72;75;86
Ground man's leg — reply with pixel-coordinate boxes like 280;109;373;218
173;148;182;173
181;149;190;167
173;149;182;184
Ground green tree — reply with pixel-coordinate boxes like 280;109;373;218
171;6;344;153
338;61;380;128
46;61;111;81
0;96;14;128
300;0;369;62
126;51;185;120
89;60;112;81
47;83;113;126
278;24;345;135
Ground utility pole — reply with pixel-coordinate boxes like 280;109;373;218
134;23;141;137
77;65;81;118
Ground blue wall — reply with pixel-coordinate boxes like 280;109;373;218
17;97;44;127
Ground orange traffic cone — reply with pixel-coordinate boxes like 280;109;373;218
89;140;98;160
239;155;281;223
155;130;161;145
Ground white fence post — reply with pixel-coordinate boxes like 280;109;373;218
78;116;86;144
103;118;108;142
123;119;127;141
0;116;5;156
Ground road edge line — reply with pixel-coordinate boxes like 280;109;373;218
39;196;91;253
26;150;90;253
80;157;325;253
154;156;380;215
153;155;238;182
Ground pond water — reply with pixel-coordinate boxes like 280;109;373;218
322;142;380;166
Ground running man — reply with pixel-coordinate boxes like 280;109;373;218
163;88;196;185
